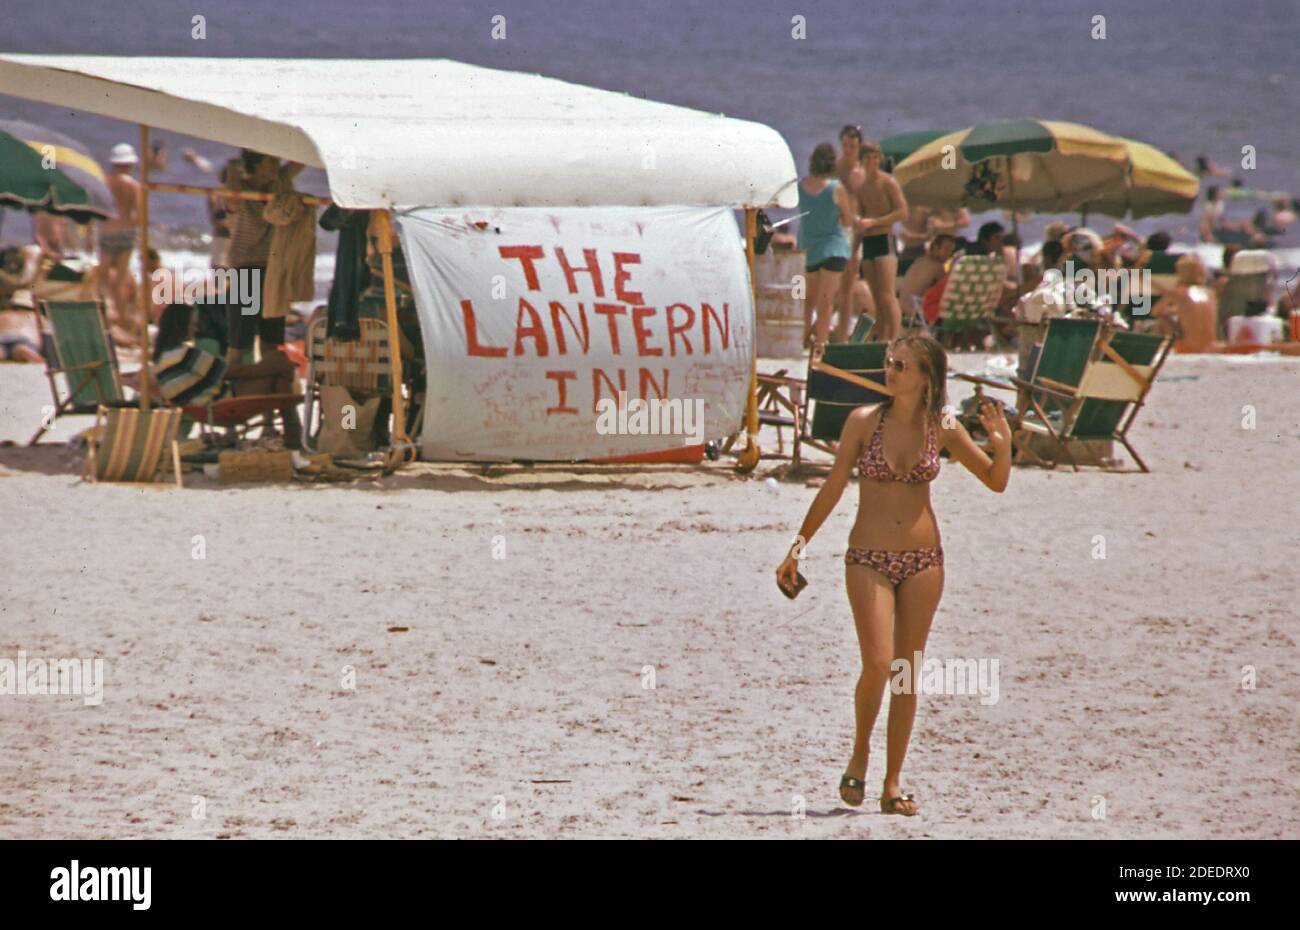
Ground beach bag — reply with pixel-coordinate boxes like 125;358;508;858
318;384;380;458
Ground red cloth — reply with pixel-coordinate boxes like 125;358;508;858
922;273;948;324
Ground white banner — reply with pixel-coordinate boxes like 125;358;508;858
397;206;753;462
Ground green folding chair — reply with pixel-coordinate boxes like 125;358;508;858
752;316;877;461
29;300;127;445
795;340;891;469
956;317;1103;468
1057;329;1172;472
85;404;183;486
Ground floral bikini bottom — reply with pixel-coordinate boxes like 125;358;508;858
844;546;945;587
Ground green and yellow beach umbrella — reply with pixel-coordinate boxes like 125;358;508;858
893;119;1131;214
880;129;954;166
1076;138;1200;220
0;119;114;223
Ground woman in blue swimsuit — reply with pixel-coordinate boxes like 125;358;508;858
797;143;855;347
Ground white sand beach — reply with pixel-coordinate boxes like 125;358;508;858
0;351;1296;839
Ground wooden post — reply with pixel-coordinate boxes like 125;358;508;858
373;210;411;457
736;208;761;472
145;180;330;206
138;124;151;411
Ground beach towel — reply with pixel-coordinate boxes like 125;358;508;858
922;273;947;324
262;183;317;319
151;344;228;407
320;206;370;341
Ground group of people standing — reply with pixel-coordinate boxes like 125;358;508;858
796;126;979;349
796;126;907;348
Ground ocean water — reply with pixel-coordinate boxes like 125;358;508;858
2;0;1297;282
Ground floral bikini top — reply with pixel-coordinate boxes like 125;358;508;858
858;403;941;484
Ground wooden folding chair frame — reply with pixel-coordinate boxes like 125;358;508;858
1058;330;1172;472
792;349;892;470
29;300;126;445
959;323;1170;472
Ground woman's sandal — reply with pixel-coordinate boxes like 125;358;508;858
879;793;918;816
839;774;866;807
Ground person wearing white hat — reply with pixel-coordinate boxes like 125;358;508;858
109;142;139;166
100;143;143;345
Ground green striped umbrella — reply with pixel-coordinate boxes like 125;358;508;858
0;120;114;223
893;119;1130;214
880;129;954;166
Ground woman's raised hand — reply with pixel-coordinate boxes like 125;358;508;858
978;400;1012;448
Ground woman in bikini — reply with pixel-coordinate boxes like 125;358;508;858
775;333;1012;815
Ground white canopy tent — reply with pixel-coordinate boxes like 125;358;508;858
0;55;798;210
0;54;797;468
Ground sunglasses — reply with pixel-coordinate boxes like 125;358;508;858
885;355;910;372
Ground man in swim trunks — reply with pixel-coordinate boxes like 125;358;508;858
833;126;866;339
100;142;142;346
852;142;908;340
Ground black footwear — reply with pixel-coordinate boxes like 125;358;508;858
879;793;918;816
839;774;866;807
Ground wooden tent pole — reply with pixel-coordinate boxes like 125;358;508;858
138;124;151;411
737;207;761;472
144;180;330;206
374;210;411;457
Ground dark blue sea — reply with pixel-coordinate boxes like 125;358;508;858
2;0;1297;270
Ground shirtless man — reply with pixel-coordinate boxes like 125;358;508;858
897;206;932;263
1153;254;1221;352
832;126;864;340
927;207;970;239
852;141;908;340
897;234;955;324
100;143;142;346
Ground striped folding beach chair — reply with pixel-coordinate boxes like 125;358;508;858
303;316;393;452
85;404;183;486
29;300;126;445
935;255;1006;349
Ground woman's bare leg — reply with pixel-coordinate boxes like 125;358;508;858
811;269;839;345
802;270;820;345
883;565;944;809
834;253;858;337
865;256;901;341
844;563;896;790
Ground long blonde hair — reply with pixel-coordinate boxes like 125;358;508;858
888;333;948;424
